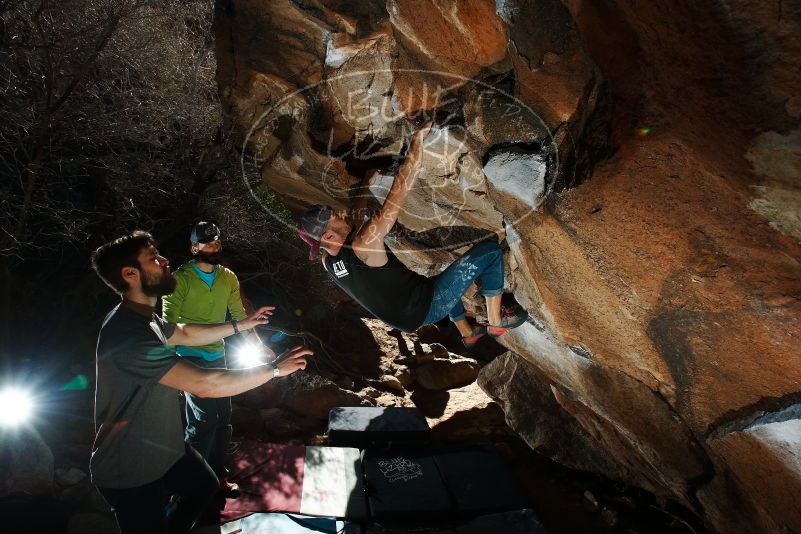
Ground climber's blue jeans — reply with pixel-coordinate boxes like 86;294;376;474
422;239;504;325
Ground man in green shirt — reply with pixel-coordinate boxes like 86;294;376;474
162;222;272;495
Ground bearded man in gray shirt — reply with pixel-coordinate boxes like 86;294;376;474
90;231;311;534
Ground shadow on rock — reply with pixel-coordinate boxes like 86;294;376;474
417;321;508;363
410;389;450;418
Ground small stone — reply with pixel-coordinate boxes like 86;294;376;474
428;343;450;359
375;394;399;407
380;374;406;394
416;325;440;338
395;366;414;387
362;387;382;399
414;357;480;390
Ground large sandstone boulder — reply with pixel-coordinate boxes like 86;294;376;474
272;371;373;420
215;0;801;531
215;0;595;232
414;356;480;390
423;381;510;442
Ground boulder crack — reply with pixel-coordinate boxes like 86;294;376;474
705;391;801;440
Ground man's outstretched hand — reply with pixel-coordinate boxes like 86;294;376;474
239;306;275;331
274;344;312;376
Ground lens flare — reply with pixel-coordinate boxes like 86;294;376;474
62;374;90;391
0;387;35;427
234;343;264;368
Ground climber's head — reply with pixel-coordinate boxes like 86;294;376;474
299;205;350;259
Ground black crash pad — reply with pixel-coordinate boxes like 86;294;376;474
328;407;431;448
362;446;529;522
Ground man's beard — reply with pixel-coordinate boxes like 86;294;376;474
196;250;221;265
142;269;177;297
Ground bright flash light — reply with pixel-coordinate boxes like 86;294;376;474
234;343;264;368
0;387;35;427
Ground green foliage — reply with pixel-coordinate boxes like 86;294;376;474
255;185;296;233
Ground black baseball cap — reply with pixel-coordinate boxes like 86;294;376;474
190;221;221;244
298;205;331;260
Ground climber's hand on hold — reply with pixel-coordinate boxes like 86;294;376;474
353;120;432;265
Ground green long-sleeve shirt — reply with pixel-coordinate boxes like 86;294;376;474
162;261;248;357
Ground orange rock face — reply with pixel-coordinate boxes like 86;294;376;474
387;0;509;112
388;0;507;67
215;0;801;531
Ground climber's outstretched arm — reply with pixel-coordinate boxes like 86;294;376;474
348;170;376;223
353;121;432;256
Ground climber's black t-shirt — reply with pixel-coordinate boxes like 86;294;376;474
324;243;435;332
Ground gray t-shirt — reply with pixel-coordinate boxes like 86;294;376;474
90;300;183;488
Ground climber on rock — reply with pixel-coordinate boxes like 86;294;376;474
298;121;528;348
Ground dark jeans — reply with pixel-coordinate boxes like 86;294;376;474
184;356;232;478
98;445;218;534
423;239;505;325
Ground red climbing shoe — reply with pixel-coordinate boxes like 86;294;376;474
462;325;487;349
487;306;529;337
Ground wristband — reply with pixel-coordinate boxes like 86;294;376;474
270;362;280;378
231;319;239;334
